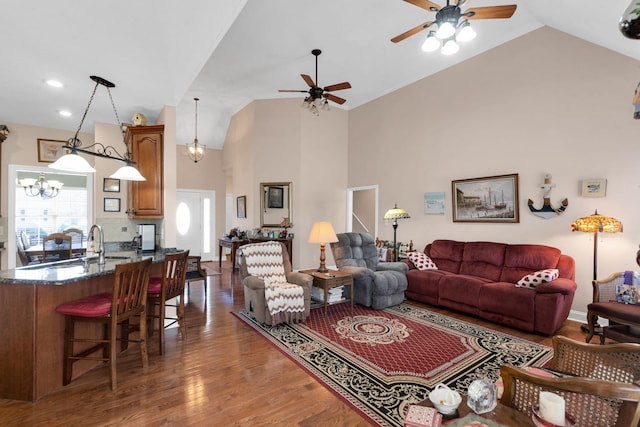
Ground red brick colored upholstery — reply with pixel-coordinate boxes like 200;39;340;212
55;293;112;317
147;276;162;294
405;239;577;335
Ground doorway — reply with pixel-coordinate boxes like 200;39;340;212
176;189;215;260
346;185;378;237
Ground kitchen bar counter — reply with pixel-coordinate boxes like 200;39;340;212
0;251;164;401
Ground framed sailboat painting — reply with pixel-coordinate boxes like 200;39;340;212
452;173;519;223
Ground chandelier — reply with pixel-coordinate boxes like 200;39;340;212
186;97;206;163
20;173;63;198
421;4;477;55
49;75;145;181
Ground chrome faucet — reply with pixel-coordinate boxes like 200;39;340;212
88;224;105;265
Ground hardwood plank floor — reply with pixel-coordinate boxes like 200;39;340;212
0;263;586;426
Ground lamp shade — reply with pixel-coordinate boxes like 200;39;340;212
48;152;96;173
571;210;622;233
308;222;338;244
110;164;146;181
384;204;411;220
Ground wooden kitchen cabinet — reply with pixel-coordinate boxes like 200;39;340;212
126;125;164;218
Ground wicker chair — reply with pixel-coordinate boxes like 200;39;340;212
500;365;640;427
549;335;640;384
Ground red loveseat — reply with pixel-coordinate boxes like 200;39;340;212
405;240;577;335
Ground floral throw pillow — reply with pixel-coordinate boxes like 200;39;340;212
516;268;559;289
408;252;438;271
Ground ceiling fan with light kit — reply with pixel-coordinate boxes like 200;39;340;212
391;0;517;54
279;49;352;115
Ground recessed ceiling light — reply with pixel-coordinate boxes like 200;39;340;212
59;110;72;117
46;80;63;88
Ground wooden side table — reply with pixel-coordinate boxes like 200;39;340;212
300;269;353;315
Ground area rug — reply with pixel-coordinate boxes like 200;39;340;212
233;303;552;427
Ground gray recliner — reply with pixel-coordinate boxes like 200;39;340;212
239;242;313;325
330;232;408;310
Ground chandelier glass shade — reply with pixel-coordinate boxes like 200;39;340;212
186;97;206;163
20;173;63;198
48;75;146;181
301;97;330;116
421;4;477;55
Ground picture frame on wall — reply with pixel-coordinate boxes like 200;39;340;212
103;178;120;193
452;173;519;223
268;186;284;209
581;178;607;197
237;195;246;218
424;192;445;214
37;139;67;163
104;198;121;212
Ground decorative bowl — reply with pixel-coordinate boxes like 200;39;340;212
531;403;577;427
428;383;462;415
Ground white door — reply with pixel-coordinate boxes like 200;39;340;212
176;189;215;260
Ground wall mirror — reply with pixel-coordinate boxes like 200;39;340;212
260;182;292;227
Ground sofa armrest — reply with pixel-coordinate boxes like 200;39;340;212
536;278;577;295
286;271;313;288
242;275;266;291
376;262;409;273
402;259;416;270
338;266;376;281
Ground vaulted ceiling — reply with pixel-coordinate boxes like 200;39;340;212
1;0;638;150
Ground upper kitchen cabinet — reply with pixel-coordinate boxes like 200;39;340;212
126;125;164;218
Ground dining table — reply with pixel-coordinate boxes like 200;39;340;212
25;242;87;260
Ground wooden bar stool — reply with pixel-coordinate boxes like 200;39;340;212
55;258;152;390
147;250;189;355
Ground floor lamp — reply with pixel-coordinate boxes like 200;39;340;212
384;204;411;262
571;210;623;332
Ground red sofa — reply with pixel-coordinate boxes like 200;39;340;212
405;240;577;335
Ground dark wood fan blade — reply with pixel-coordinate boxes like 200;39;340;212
325;94;346;105
466;5;516;20
301;74;315;87
324;82;351;92
403;0;441;12
391;20;434;43
278;90;308;93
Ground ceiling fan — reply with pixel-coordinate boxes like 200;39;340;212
391;0;517;52
279;49;351;113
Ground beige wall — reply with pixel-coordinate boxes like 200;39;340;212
348;27;640;319
223;98;348;269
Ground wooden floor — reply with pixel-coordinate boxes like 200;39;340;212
0;262;586;426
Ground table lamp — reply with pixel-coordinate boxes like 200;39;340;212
384;203;411;262
308;222;338;273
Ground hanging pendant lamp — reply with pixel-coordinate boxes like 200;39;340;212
186;97;206;163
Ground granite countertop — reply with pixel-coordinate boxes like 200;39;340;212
0;251;165;285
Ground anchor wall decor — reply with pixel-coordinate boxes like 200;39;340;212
527;174;568;219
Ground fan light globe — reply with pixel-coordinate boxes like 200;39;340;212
422;32;440;52
441;39;460;55
457;22;477;42
436;21;456;39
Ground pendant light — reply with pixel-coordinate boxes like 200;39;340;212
186;97;206;163
49;75;145;181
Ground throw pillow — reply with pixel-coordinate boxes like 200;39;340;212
516;268;559;289
408;252;438;271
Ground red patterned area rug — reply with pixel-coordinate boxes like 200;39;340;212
233;303;552;427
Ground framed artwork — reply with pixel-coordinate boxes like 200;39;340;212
103;178;120;193
104;198;121;212
237;195;246;218
37;139;67;163
452;173;519;223
424;192;445;214
268;186;284;209
581;178;607;197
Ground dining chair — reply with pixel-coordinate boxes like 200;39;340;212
16;231;40;266
63;227;85;258
55;258;152;390
43;232;72;262
185;255;208;296
500;364;640;427
549;335;640;383
147;250;189;355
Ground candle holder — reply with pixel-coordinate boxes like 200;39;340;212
467;378;497;414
